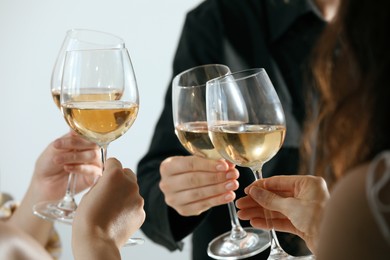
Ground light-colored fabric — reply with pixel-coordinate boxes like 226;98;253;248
366;151;390;246
0;193;62;259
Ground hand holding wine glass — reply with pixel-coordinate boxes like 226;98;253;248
34;29;124;224
206;68;315;259
60;46;144;246
72;158;145;259
172;64;270;259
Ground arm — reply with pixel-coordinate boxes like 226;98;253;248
236;175;330;253
0;221;52;260
7;131;101;248
136;0;228;250
72;158;145;260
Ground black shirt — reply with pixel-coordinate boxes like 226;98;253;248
137;0;325;259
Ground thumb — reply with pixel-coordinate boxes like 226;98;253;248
248;186;286;212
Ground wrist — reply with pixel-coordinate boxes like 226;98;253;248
72;229;121;260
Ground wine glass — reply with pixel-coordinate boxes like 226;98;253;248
206;68;314;259
33;29;124;224
172;64;270;259
51;29;125;108
60;46;144;246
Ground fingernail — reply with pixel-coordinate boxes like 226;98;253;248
226;171;235;179
224;193;234;201
216;163;227;171
249;186;263;197
225;181;234;190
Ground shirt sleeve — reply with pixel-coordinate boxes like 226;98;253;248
136;0;224;251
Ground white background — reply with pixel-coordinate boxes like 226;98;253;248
0;0;203;259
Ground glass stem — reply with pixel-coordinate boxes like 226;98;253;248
269;229;286;255
100;144;109;169
251;165;287;256
228;201;247;240
66;172;77;199
57;172;77;211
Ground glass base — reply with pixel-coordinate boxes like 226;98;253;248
268;253;315;260
124;237;145;247
33;200;75;225
268;246;315;260
34;201;145;247
207;227;270;259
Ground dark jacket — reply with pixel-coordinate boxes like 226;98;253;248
137;0;325;259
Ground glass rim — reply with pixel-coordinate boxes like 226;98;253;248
66;28;125;42
173;64;230;89
64;47;128;53
207;68;266;86
64;28;125;50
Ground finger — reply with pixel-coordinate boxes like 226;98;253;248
237;206;266;220
249;185;284;211
171;191;236;216
248;186;302;218
96;158;135;193
250;218;297;234
123;167;137;179
54;134;99;150
164;178;238;205
122;168;140;194
160;168;239;192
236;194;291;220
236;195;259;209
54;149;101;165
64;164;102;177
237;205;285;220
248;175;325;198
226;161;237;169
248;218;269;230
160;156;232;176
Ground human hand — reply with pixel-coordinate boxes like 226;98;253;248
72;158;145;259
30;131;102;203
159;155;239;216
236;175;330;253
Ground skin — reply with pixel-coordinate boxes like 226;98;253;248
317;163;390;259
236;163;390;258
2;132;146;260
2;131;102;259
0;222;52;260
72;158;145;260
236;175;330;253
314;0;340;21
159;156;239;216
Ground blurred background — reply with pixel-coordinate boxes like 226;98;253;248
0;0;203;259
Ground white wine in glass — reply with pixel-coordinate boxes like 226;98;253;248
172;64;270;259
173;65;228;160
206;68;315;259
61;46;144;246
34;29;125;224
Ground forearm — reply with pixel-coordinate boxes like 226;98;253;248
72;234;121;260
0;221;52;260
7;182;53;246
